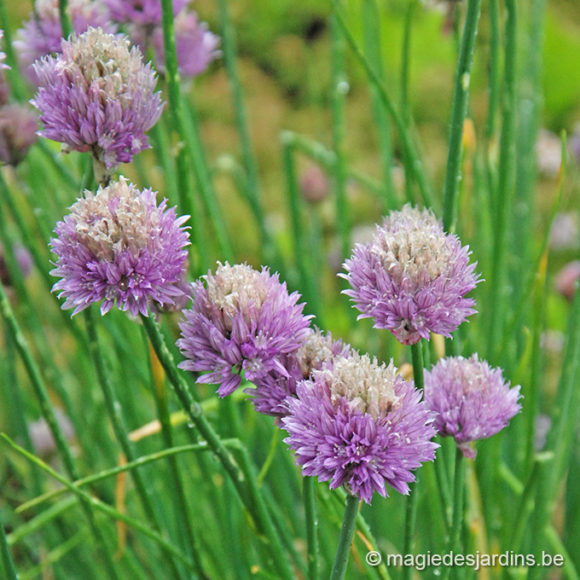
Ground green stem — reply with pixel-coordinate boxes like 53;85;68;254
486;0;517;357
0;509;18;580
139;314;295;580
331;0;434;209
330;12;350;261
84;309;183;578
362;0;397;211
402;341;424;580
444;448;465;580
485;0;501;144
145;334;205;577
304;477;320;580
442;0;482;233
57;0;72;39
0;281;120;578
1;435;195;571
330;493;359;580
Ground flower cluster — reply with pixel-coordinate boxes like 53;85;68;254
0;104;38;166
177;262;312;398
282;352;438;503
247;327;349;417
424;355;522;458
14;0;116;83
104;0;219;79
50;177;190;316
342;204;480;345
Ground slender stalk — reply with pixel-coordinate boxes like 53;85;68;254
1;435;195;571
402;341;425;580
442;0;482;233
0;282;120;579
57;0;72;39
140;314;295;580
330;493;359;580
330;12;350;261
217;0;274;264
0;509;18;580
84;309;183;578
443;448;465;580
331;0;434;209
304;477;320;580
400;0;416;127
486;0;518;357
362;0;397;211
145;335;204;577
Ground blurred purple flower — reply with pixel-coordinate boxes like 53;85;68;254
424;354;522;458
342;205;480;345
549;212;579;252
14;0;115;83
29;409;76;457
151;10;220;78
0;29;8;70
0;104;38;166
32;27;163;175
0;243;33;286
50;177;190;316
299;164;330;204
555;260;580;302
248;327;349;417
282;352;438;504
177;263;312;398
103;0;189;27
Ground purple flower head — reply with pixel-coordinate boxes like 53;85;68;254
0;105;38;167
0;243;33;287
14;0;116;83
424;354;522;458
31;27;163;173
104;0;190;27
282;352;438;504
150;10;220;78
177;262;313;398
248;327;349;417
342;204;480;345
50;176;190;317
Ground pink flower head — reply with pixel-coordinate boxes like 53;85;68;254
424;355;522;458
282;352;438;503
50;177;190;316
32;27;163;172
177;263;313;397
342;205;480;345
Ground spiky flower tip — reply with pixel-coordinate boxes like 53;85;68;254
247;327;349;417
282;352;438;504
151;10;220;78
0;105;38;167
341;204;480;345
14;0;115;83
424;354;522;459
177;262;313;398
31;27;163;171
50;177;190;317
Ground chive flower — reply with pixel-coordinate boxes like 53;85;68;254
0;30;8;69
14;0;115;83
423;355;522;458
248;328;349;417
0;105;38;167
342;204;480;345
103;0;189;27
282;352;438;504
177;263;312;398
50;177;190;316
32;27;163;175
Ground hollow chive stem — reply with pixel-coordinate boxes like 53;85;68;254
58;0;72;39
442;0;482;233
304;477;320;580
402;341;425;580
330;493;359;580
139;314;295;580
0;281;120;580
443;448;465;580
0;508;18;580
